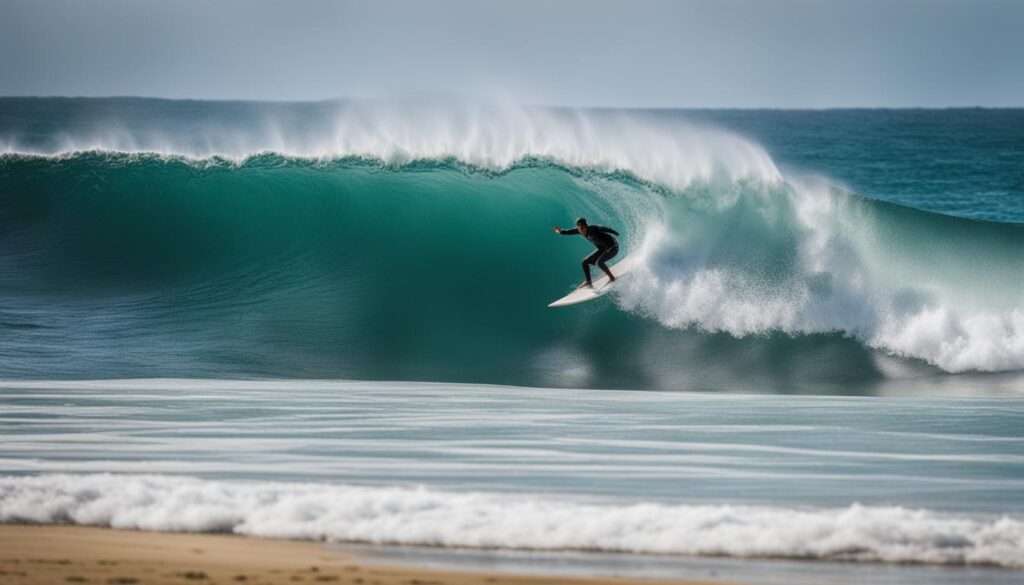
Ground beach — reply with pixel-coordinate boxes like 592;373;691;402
0;525;727;585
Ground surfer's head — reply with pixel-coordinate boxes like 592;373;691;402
575;217;588;234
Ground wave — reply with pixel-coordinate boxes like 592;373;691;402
1;100;1022;386
2;474;1022;568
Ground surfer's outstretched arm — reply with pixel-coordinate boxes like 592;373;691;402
554;227;579;235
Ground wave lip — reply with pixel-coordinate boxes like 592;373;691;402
2;474;1022;568
0;99;781;190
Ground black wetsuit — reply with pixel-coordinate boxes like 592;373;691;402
559;225;620;283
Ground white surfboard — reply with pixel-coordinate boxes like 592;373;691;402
548;255;637;308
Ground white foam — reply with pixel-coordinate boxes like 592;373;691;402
617;173;1024;374
1;474;1022;568
0;100;781;191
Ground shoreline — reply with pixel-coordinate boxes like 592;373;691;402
0;525;731;585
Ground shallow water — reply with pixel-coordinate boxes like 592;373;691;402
2;379;1021;579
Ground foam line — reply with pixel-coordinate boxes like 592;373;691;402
2;474;1022;568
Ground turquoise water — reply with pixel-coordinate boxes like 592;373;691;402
1;99;1023;583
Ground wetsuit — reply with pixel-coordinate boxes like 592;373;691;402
559;225;620;283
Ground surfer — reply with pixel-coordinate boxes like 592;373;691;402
553;217;620;288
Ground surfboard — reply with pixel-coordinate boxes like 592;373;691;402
548;255;637;308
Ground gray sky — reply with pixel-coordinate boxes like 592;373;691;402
2;0;1022;107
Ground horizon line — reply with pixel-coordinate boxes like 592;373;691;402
1;94;1023;111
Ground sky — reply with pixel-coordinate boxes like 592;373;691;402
2;0;1022;108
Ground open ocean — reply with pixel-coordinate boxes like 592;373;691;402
1;98;1022;584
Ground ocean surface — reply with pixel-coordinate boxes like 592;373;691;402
1;380;1022;584
1;98;1023;583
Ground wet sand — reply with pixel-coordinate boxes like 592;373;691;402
0;525;730;585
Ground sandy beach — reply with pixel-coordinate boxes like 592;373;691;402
0;525;729;585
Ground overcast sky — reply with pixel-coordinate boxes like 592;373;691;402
2;0;1022;107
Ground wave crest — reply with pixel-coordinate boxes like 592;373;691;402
0;99;781;191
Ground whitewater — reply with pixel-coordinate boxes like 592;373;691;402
4;475;1022;568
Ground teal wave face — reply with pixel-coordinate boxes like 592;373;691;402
0;156;614;378
0;154;866;388
2;153;1023;392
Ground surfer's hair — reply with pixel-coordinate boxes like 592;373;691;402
575;217;587;226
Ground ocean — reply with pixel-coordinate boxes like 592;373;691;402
1;98;1022;583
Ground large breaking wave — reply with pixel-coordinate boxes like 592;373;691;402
1;99;1022;387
